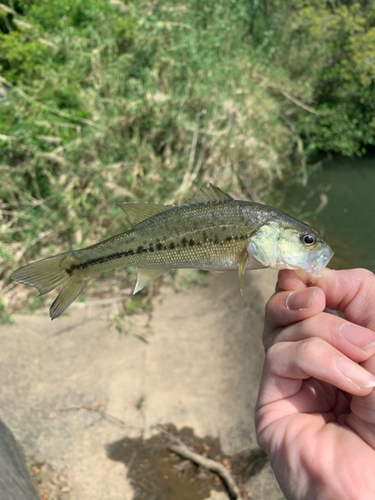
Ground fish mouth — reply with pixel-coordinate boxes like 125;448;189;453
311;245;334;277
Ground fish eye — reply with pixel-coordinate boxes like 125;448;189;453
301;233;316;246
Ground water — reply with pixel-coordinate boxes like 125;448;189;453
106;425;268;500
106;429;223;500
281;154;375;272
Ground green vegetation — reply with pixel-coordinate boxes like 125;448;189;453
249;0;375;156
135;395;146;410
0;295;14;324
124;296;153;315
1;0;374;311
29;294;42;311
113;313;133;335
175;269;210;289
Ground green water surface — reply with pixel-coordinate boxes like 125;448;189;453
281;154;375;272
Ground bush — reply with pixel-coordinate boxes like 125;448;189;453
249;0;375;156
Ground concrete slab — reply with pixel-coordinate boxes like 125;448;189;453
0;269;284;499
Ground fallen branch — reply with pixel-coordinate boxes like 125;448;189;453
238;174;263;204
316;193;328;214
175;111;202;201
252;74;322;116
50;401;129;429
0;2;17;15
14;229;54;263
168;442;244;500
274;87;320;116
0;134;16;141
13;19;33;30
153;425;246;498
280;112;308;186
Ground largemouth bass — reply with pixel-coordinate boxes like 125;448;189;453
11;184;333;320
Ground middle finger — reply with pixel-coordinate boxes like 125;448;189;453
267;312;375;363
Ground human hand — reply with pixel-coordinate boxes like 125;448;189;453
255;269;375;500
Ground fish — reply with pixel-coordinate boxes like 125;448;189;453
10;184;333;320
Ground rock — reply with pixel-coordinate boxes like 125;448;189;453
0;418;39;500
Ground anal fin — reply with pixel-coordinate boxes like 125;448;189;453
134;267;170;294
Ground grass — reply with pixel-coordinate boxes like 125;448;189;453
0;295;14;324
135;395;146;410
113;313;133;335
174;269;210;289
124;297;153;316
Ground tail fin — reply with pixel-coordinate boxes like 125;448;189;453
10;252;90;320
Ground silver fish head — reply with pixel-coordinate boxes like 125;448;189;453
248;223;333;276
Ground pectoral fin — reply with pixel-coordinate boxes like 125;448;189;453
134;267;170;294
238;249;249;297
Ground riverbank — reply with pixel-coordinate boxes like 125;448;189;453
0;268;284;500
2;0;374;317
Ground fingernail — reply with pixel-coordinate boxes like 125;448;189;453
339;323;375;351
286;288;318;311
338;357;375;388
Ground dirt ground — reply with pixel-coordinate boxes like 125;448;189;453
0;269;285;500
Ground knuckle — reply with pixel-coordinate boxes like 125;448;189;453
354;270;375;309
354;268;375;281
296;337;325;359
307;313;334;340
263;327;282;351
349;269;375;298
264;342;278;364
359;271;375;297
265;294;278;317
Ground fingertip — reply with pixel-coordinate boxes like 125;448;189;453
264;287;326;339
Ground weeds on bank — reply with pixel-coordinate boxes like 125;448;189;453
113;313;133;335
174;269;210;289
124;297;153;316
0;295;14;324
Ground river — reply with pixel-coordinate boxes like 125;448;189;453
281;153;375;273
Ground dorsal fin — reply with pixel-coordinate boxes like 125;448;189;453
117;202;175;226
191;184;233;204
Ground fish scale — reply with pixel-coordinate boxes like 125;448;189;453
10;184;333;320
